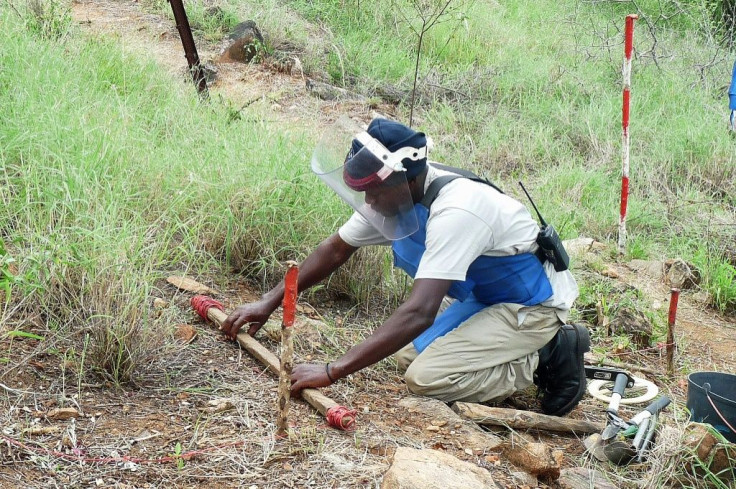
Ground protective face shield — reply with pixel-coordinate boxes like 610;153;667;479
311;116;427;240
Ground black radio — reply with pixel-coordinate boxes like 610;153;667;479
519;182;570;272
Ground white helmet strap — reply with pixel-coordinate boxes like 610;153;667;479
353;131;428;175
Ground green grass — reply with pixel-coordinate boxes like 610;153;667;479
0;3;357;382
1;0;734;386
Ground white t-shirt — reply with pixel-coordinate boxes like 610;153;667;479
338;164;578;311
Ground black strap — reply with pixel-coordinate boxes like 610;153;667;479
420;164;503;209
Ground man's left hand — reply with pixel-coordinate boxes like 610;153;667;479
290;363;333;395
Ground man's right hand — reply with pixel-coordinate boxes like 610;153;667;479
221;300;275;340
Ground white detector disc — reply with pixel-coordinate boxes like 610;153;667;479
588;375;659;405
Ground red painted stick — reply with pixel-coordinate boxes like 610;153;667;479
190;295;357;430
276;262;299;436
666;288;680;376
619;14;638;254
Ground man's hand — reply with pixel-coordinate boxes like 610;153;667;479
290;363;333;395
221;300;275;340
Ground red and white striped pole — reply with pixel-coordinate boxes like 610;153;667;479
619;14;638;255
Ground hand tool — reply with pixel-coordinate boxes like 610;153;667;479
600;373;630;440
635;413;659;462
601;396;671;466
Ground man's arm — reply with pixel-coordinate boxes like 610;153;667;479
290;277;452;392
221;233;359;339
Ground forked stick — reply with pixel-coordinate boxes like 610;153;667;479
190;295;356;430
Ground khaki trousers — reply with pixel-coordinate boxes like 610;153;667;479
395;302;566;403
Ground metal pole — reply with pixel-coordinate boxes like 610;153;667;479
168;0;208;97
619;14;638;254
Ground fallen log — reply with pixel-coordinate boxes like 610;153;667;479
190;295;356;431
452;402;604;435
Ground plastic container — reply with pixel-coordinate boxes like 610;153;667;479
687;372;736;443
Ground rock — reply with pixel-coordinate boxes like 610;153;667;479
610;306;652;348
218;20;264;64
665;258;700;289
153;297;168;308
47;407;81;420
25;425;62;436
399;396;503;451
305;78;365;101
500;432;561;481
684;422;736;480
511;470;537;487
203;399;236;414
600;267;619;279
381;447;500;489
174;324;197;343
559;467;618;489
563;237;594;257
684;422;720;460
627;260;665;279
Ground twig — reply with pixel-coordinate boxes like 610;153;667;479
0;383;35;396
585;354;660;376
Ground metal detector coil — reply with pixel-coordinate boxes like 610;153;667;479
588;375;659;405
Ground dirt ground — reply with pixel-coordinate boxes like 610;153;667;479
1;1;734;488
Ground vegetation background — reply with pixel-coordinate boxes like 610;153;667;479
0;0;734;486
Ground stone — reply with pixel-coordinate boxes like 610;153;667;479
174;324;197;343
47;407;81;420
610;306;652;348
665;258;699;289
305;78;365;102
500;432;561;481
218;20;264;64
559;467;618;489
203;399;235;414
562;237;594;257
399;397;503;451
684;422;736;481
684;422;719;460
627;260;665;279
381;447;500;489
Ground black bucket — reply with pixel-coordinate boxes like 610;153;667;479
687;372;736;443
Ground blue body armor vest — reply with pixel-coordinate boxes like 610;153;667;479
393;203;553;352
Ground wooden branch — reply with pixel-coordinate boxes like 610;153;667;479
452;402;604;435
276;262;298;437
166;275;219;295
203;306;340;419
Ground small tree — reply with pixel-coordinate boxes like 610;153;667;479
713;0;736;48
392;0;471;126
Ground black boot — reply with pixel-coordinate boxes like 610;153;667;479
535;324;590;416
